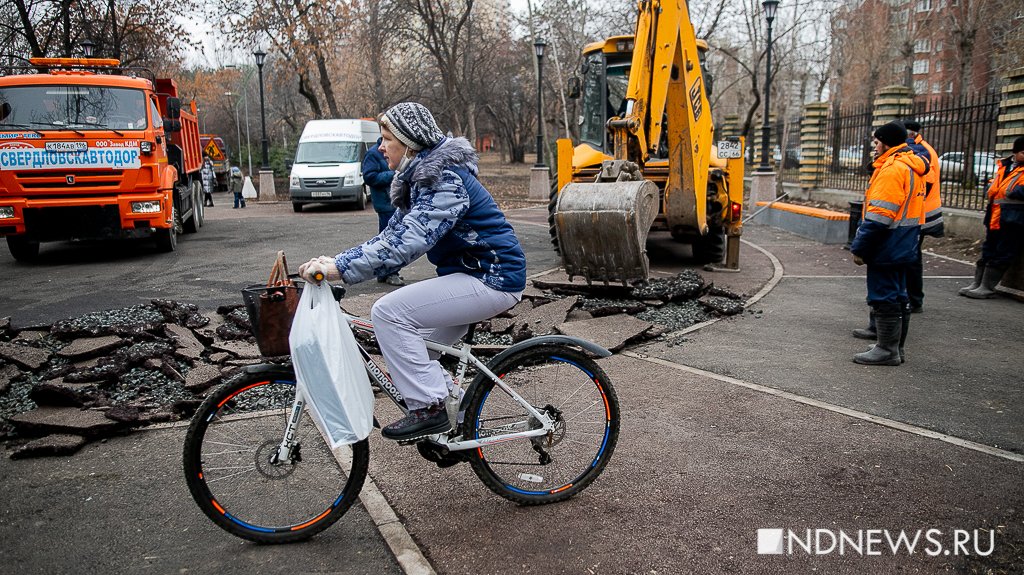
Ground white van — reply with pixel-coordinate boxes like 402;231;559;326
289;119;380;212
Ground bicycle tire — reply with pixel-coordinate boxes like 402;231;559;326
182;370;369;543
463;344;619;505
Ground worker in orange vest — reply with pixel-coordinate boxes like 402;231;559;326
961;136;1024;298
850;121;927;366
903;121;942;312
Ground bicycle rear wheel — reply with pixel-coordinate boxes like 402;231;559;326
464;344;619;505
182;370;369;543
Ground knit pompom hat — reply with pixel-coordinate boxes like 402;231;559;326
873;121;908;148
380;102;445;151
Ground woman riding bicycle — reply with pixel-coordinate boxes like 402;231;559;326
299;102;526;441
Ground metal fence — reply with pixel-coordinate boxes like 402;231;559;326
776;118;803;183
809;92;1001;211
911;92;1001;210
811;103;874;192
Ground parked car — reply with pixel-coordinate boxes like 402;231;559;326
837;146;864;171
938;151;998;184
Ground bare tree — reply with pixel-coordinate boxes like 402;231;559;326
5;0;187;66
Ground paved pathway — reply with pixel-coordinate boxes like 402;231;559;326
2;204;1020;573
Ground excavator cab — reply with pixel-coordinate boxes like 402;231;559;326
551;8;745;286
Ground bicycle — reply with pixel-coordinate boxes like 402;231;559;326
182;284;621;544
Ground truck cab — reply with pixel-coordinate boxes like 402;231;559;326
0;57;203;261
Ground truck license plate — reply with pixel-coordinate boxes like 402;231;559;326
717;140;742;159
311;191;332;198
45;141;88;153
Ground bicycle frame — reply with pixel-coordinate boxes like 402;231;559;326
273;312;554;463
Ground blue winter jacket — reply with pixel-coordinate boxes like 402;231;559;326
361;138;396;213
334;137;527;292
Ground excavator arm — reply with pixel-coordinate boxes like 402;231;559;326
555;0;720;285
614;0;713;232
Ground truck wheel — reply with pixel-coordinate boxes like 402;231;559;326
184;182;202;233
7;236;40;262
547;178;560;255
155;206;179;253
690;226;725;264
292;202;304;213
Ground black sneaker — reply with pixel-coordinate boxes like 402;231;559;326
381;404;451;441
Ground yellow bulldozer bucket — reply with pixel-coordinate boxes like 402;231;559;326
555;178;660;285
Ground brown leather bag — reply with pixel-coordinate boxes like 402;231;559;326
254;251;301;357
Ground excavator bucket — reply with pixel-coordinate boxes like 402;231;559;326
554;179;660;285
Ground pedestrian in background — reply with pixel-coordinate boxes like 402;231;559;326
960;136;1024;299
233;170;246;209
201;155;216;207
850;121;926;366
904;120;942;312
362;136;404;286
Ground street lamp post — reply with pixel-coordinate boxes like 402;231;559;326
224;65;256;177
533;38;547;168
224;91;248;175
254;48;269;170
758;0;779;172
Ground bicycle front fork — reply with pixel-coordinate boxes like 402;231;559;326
272;396;306;465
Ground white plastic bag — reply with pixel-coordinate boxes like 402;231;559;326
289;282;374;448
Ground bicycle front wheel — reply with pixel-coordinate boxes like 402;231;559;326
182;370;369;543
464;344;619;505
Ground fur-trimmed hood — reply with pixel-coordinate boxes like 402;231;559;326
390;137;479;210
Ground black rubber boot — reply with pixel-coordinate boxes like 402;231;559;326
852;311;876;340
898;304;910;364
853;312;902;366
958;263;985;296
963;266;1006;299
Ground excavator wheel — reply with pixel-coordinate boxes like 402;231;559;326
547;178;561;255
690;227;726;264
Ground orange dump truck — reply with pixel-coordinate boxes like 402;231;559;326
0;56;205;261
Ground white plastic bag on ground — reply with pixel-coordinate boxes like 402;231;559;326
289;282;374;447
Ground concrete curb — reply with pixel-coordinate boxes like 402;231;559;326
357;472;437;575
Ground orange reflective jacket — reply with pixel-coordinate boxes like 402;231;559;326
987;159;1024;230
913;134;943;234
850;145;927;265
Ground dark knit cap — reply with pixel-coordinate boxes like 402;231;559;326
1014;136;1024;154
380;102;445;151
904;121;922;132
873;121;908;148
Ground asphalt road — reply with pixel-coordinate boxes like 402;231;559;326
1;195;1021;574
0;191;563;327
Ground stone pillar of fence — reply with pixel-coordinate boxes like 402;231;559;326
720;115;740;140
996;67;1024;300
799;102;829;190
872;85;914;129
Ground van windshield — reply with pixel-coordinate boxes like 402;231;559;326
294;141;361;164
0;85;148;130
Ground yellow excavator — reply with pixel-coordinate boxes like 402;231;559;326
550;0;745;285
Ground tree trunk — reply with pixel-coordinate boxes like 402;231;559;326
297;71;324;119
13;0;44;57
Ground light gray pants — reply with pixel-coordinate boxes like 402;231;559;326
370;273;521;410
